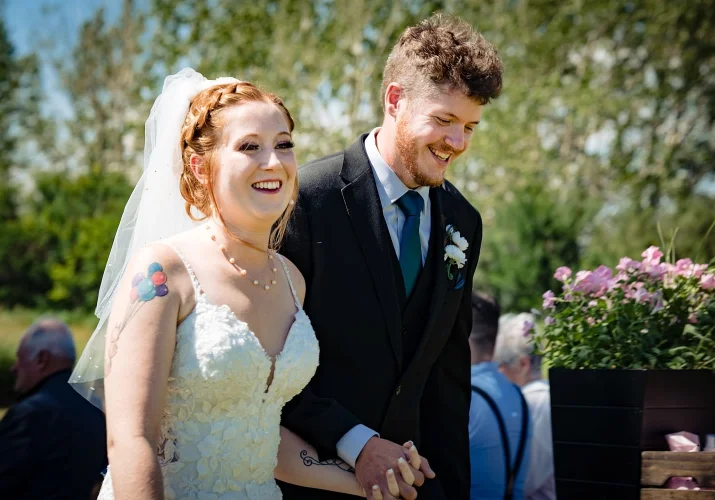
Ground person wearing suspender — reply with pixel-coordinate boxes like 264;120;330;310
468;293;532;500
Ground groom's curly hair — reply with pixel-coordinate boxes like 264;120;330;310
179;82;297;249
381;13;503;107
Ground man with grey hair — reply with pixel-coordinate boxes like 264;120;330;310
494;314;556;500
0;318;107;498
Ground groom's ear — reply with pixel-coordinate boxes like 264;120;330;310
190;154;208;185
384;83;404;118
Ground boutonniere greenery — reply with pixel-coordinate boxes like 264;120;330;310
444;224;468;280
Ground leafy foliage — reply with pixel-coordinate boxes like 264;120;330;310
1;0;714;314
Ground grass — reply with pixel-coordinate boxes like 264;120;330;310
0;308;97;355
0;308;98;410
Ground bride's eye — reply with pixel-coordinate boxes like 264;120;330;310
238;142;259;152
276;141;295;150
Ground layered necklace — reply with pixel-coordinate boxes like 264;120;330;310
206;224;277;291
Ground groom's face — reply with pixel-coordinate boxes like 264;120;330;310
395;87;482;187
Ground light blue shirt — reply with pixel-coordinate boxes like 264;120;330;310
335;129;433;467
469;362;531;500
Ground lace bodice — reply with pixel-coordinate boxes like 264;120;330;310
99;244;319;500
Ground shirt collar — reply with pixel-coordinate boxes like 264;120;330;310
364;128;430;213
471;361;500;378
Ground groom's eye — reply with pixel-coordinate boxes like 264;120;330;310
238;142;259;152
435;117;450;125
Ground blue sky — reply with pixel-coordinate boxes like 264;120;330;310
4;0;121;56
3;0;123;117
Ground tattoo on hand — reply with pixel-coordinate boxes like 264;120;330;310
300;450;355;472
105;262;169;376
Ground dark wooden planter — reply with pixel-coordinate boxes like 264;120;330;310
549;368;715;500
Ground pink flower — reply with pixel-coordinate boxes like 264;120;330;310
701;274;715;290
675;258;694;275
574;266;612;296
616;257;641;273
634;287;651;303
522;320;535;336
693;264;707;278
688;314;698;324
554;266;572;282
544;316;555;326
587;317;596;326
641;246;663;266
542;290;556;309
646;263;668;280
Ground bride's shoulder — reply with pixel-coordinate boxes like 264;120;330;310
125;241;195;300
276;254;306;304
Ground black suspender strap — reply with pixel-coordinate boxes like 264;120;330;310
471;384;530;500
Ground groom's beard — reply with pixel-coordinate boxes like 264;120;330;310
395;118;445;188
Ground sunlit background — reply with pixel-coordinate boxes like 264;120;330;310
1;0;714;406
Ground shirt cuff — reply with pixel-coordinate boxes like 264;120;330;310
336;424;379;468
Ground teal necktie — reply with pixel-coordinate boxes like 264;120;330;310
396;191;424;296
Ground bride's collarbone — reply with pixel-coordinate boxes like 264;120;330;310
198;283;297;353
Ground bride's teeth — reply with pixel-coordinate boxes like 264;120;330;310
253;181;281;190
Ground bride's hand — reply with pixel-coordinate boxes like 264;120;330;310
365;442;435;498
402;441;435;480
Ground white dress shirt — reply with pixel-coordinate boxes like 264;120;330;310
335;128;433;467
523;380;556;500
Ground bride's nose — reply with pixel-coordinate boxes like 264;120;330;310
261;150;283;170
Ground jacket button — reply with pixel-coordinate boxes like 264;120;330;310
396;385;402;395
401;327;408;335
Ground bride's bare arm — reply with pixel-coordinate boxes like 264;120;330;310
275;426;364;496
103;244;189;500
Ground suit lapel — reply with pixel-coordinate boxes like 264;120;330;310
411;187;451;359
340;136;403;371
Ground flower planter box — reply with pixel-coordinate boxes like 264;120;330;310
549;368;715;500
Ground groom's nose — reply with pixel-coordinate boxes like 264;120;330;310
444;127;466;152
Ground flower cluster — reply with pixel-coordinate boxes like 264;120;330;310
535;246;715;370
444;225;469;281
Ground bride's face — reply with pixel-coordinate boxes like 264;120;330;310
210;101;297;232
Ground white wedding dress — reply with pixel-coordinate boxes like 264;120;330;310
98;244;319;500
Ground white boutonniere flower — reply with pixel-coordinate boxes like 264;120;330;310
445;225;468;279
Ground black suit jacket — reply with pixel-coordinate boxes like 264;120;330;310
280;135;482;500
0;370;108;499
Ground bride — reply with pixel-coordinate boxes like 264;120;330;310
70;69;423;499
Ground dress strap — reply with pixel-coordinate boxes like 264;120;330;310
275;253;302;309
161;241;202;300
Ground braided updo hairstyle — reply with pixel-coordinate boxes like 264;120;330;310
179;81;297;250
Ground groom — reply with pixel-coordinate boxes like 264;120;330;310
280;13;503;499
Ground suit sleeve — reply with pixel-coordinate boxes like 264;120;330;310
279;193;364;458
0;402;39;488
418;216;482;500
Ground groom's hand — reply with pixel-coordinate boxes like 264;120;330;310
356;437;424;499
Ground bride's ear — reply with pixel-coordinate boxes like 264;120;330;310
190;154;208;185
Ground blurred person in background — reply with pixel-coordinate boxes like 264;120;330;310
468;293;531;500
0;318;107;499
494;313;556;500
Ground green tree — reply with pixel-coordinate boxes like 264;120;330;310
28;167;133;310
0;11;49;307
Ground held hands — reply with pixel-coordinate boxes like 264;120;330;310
356;438;435;499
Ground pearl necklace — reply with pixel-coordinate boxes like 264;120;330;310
206;225;277;291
